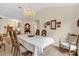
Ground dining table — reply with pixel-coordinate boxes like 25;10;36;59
17;34;55;56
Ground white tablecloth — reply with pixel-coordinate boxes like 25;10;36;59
17;34;54;56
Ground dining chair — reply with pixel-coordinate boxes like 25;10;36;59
0;35;5;51
41;30;47;37
9;30;21;56
35;29;40;36
9;31;16;55
13;30;21;56
12;30;33;56
75;34;79;56
59;33;78;56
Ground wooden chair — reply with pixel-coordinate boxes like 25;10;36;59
9;31;16;55
35;29;40;36
0;35;5;51
75;35;79;56
13;30;21;56
41;30;47;37
11;30;33;56
9;31;21;56
14;30;33;56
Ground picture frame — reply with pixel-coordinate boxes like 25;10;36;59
50;20;56;30
46;21;50;25
56;21;61;28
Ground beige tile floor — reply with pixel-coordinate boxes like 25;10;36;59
0;38;68;56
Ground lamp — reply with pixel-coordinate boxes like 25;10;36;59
18;6;36;19
24;8;36;18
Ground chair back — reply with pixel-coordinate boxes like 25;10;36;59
0;35;2;41
75;35;79;56
9;31;14;44
76;35;79;44
13;30;18;43
35;29;40;36
9;31;17;45
0;35;3;43
67;33;77;44
41;30;47;37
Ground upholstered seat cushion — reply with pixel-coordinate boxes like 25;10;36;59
61;42;76;51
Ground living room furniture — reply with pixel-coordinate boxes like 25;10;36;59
59;33;78;56
76;35;79;56
9;30;31;56
9;31;22;56
0;35;5;51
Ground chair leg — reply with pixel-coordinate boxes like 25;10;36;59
16;47;20;56
16;47;18;56
69;43;71;56
13;46;20;56
11;45;13;53
0;45;1;48
12;47;15;56
18;47;20;56
69;49;71;56
15;47;17;56
1;44;5;52
13;46;17;56
3;44;5;51
59;40;61;50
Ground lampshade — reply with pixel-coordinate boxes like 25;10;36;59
24;8;36;18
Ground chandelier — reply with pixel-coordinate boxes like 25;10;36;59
18;6;36;18
24;8;36;18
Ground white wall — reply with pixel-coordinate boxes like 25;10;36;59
0;5;79;42
33;6;79;42
20;18;39;34
0;19;18;33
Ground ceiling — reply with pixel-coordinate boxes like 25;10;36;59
0;3;78;20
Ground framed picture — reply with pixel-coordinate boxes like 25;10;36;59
46;21;50;25
44;23;47;28
56;21;61;28
50;20;56;30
